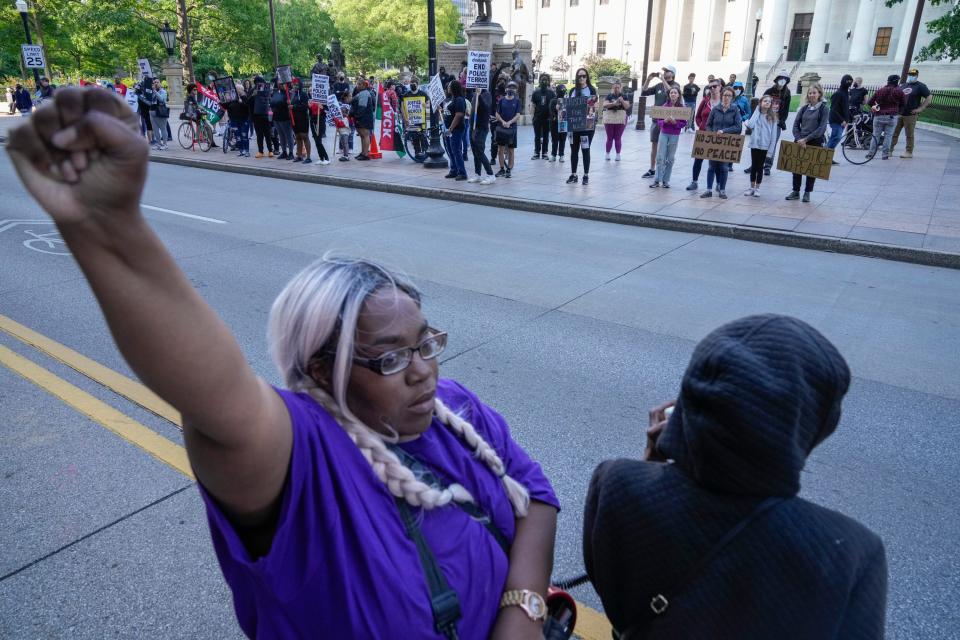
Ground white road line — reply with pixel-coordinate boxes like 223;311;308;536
141;204;227;224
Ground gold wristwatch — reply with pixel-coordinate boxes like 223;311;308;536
499;589;547;622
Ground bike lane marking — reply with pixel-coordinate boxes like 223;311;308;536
0;313;180;426
0;344;192;479
0;317;612;638
141;204;227;224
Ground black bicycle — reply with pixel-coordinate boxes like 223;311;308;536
403;127;429;163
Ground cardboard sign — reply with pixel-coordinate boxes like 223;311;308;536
649;105;692;122
276;65;293;85
213;76;238;103
466;50;491;89
776;141;834;180
312;74;329;102
691;131;745;163
21;44;45;69
403;96;426;128
565;95;596;132
427;74;445;112
137;58;153;79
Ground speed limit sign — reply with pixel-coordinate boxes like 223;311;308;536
21;44;45;69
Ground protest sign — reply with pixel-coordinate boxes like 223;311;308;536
326;94;343;127
276;65;293;85
379;86;398;152
427;74;446;112
466;50;491;89
649;105;693;122
312;74;329;102
21;45;45;69
213;76;238;104
124;88;139;113
776;141;834;180
565;96;596;132
691;131;745;163
137;58;153;79
404;96;427;128
195;83;224;124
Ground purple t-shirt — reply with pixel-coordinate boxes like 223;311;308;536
199;378;559;639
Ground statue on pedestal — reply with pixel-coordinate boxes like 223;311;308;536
474;0;492;23
511;49;529;104
330;39;346;73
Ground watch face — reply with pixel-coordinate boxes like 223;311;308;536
525;593;546;618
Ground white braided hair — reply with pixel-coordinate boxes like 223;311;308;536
267;255;530;517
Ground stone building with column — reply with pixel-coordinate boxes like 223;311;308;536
492;0;959;87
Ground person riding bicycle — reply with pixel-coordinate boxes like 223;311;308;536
183;83;201;122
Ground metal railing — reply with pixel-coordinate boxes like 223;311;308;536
764;53;784;84
819;84;959;127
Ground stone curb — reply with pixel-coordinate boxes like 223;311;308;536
916;122;960;139
148;154;960;270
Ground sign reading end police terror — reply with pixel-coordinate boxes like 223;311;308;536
776;140;834;180
691;131;745;163
466;50;491;89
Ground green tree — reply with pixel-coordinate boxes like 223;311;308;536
887;0;960;61
549;55;570;77
580;54;630;79
329;0;462;74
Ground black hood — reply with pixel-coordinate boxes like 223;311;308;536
657;315;850;497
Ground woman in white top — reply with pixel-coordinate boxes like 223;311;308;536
744;95;778;197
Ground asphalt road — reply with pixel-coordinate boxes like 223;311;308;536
1;150;959;639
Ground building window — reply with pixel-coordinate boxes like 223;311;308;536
542;0;550;6
515;0;523;8
540;34;550;56
570;0;578;5
721;31;731;58
568;33;577;56
596;33;607;55
873;27;892;56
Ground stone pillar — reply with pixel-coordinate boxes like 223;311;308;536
799;71;822;96
465;20;507;54
660;0;681;64
894;0;920;62
848;0;877;62
162;58;184;107
804;0;833;62
762;0;791;63
691;0;713;62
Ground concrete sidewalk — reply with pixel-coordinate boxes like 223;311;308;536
4;111;960;267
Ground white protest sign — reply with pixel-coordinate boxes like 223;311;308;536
466;50;491;89
124;87;139;113
326;94;342;127
427;74;446;112
21;45;45;69
312;74;329;102
137;58;153;79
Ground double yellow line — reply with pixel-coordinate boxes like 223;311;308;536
0;313;612;640
0;313;191;478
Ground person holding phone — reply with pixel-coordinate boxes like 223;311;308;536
584;315;888;640
640;65;681;179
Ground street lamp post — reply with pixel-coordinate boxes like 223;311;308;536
159;21;177;58
635;0;653;130
746;9;763;98
423;0;448;169
15;0;42;89
159;21;185;107
268;0;280;68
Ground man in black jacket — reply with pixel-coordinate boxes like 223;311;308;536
584;314;887;640
760;71;791;175
530;74;555;159
827;74;853;164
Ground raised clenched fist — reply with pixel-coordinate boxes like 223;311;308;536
6;86;149;226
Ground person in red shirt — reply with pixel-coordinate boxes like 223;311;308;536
866;74;906;160
114;76;127;97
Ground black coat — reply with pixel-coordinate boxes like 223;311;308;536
584;315;888;640
830;87;851;125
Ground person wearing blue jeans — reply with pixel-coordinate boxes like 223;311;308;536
700;87;742;199
443;80;468;180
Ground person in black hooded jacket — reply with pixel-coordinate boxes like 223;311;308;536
827;75;853;160
583;314;887;640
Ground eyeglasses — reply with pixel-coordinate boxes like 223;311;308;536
350;329;448;376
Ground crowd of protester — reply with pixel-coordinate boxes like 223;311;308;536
6;63;936;204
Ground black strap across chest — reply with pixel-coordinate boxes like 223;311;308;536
387;444;511;640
